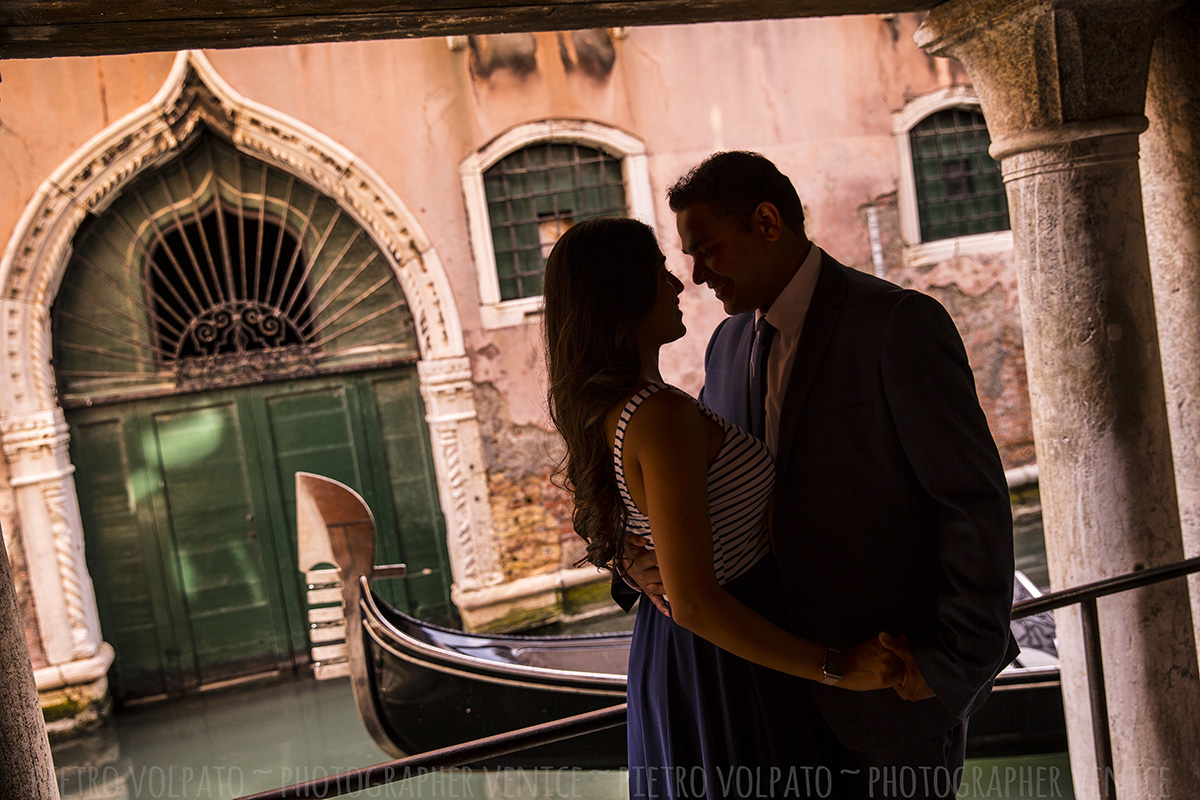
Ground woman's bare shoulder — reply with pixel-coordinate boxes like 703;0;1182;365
625;385;706;442
639;384;702;415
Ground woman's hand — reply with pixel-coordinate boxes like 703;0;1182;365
620;534;671;617
833;635;906;692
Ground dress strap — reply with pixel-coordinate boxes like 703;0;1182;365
613;383;665;502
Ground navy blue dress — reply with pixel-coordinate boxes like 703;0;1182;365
615;385;825;799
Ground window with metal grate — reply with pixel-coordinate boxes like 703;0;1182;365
483;142;627;301
910;107;1009;242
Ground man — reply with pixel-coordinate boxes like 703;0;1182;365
620;151;1018;798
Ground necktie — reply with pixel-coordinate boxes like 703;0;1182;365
748;318;776;441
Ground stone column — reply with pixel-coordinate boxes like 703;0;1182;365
2;182;114;731
0;409;102;666
918;2;1200;798
0;526;60;800
1143;1;1200;658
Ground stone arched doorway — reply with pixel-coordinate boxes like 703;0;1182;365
0;51;502;704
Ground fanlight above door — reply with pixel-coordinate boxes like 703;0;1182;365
53;134;418;406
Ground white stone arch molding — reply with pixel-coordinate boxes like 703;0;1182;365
0;51;503;674
892;85;1013;266
460;119;656;329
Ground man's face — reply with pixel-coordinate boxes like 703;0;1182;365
676;202;772;315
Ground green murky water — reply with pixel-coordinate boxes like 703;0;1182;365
50;671;1073;799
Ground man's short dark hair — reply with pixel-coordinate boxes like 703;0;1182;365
667;151;805;233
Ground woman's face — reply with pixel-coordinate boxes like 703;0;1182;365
635;250;687;348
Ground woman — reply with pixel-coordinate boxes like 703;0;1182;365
543;217;904;798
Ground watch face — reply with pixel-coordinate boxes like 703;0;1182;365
825;649;846;678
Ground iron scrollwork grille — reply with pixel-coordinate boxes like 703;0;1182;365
53;135;418;406
147;205;317;389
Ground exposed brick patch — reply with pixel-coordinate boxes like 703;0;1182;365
473;382;584;579
487;468;577;581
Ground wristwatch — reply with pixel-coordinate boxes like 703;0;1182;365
821;648;845;685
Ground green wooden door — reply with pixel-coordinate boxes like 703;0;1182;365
70;367;452;701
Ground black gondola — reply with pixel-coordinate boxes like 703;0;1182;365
296;472;1064;769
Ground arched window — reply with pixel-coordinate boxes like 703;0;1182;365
147;207;315;369
893;88;1013;264
461;121;655;329
909;107;1009;241
53;135;418;404
484;142;626;302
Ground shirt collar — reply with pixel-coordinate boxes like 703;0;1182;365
758;243;823;339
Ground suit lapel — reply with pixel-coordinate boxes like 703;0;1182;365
774;254;847;479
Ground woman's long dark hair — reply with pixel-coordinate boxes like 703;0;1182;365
543;217;661;574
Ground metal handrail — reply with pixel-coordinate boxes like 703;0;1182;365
1011;555;1200;619
1009;554;1200;800
236;703;627;800
236;555;1200;800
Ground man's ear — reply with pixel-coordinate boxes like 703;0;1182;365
753;202;783;242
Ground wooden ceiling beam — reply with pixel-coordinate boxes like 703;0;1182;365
0;1;938;60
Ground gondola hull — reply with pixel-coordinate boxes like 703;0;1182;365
361;587;629;767
358;587;1064;766
297;472;1064;768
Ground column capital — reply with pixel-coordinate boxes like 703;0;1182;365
916;0;1180;146
0;407;72;483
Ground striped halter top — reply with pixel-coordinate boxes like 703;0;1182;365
613;383;775;585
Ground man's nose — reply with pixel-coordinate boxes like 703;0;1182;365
689;259;708;285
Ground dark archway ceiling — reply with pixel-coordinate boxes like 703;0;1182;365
0;1;940;60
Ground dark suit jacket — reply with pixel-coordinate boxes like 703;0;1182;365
700;251;1019;752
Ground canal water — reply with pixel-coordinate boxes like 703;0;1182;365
51;513;1072;799
51;669;1074;800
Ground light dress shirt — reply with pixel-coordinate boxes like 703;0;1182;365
758;243;823;455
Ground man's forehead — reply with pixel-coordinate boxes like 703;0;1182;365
676;219;701;253
677;204;722;238
674;208;694;244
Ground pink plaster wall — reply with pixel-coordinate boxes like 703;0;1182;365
0;53;178;245
0;14;1033;590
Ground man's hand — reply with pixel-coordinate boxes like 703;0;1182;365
838;637;905;692
619;534;671;617
879;632;936;701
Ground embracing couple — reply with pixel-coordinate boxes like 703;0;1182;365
542;152;1019;799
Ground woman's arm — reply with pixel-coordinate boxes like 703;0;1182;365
624;389;903;691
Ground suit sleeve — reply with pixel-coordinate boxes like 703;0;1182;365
880;291;1019;718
